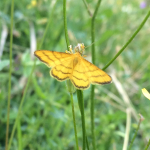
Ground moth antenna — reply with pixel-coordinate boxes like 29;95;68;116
84;42;95;49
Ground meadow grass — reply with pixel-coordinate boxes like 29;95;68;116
1;0;150;150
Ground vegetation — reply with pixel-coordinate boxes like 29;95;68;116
0;0;150;150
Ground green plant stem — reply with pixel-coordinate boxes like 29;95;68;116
17;119;22;150
63;1;82;149
7;3;57;149
70;93;79;150
5;0;14;150
91;1;102;150
102;10;150;70
128;117;142;150
90;85;95;149
77;90;86;150
63;0;90;148
144;139;150;150
86;137;90;150
77;91;90;150
82;0;92;17
123;108;131;150
63;0;70;49
8;62;36;150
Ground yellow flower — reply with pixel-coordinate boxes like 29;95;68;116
142;88;150;100
27;0;37;9
31;0;37;7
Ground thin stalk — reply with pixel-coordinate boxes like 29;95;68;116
103;10;150;70
77;90;86;150
86;137;90;150
128;117;142;150
70;93;79;150
90;85;95;149
17;119;22;150
91;1;102;150
77;92;90;150
82;0;92;17
7;3;56;148
144;139;150;150
63;1;81;149
63;0;70;48
8;62;36;150
123;108;131;150
63;0;90;148
5;0;14;150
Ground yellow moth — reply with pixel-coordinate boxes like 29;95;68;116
34;43;112;90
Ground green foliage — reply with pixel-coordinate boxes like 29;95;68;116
1;0;150;150
0;60;9;71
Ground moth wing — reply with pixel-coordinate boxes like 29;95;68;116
81;58;112;85
50;57;74;81
34;50;72;68
70;58;90;89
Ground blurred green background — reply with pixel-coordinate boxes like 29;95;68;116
0;0;150;149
